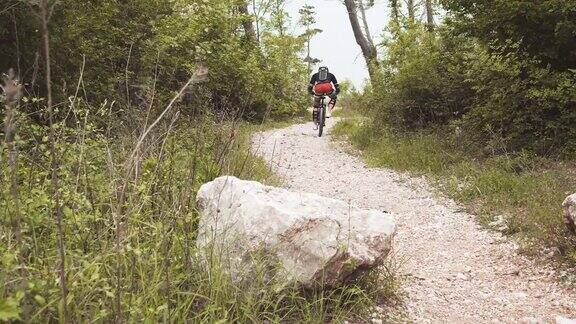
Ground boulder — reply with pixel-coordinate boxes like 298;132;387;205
563;193;576;233
195;176;396;288
556;316;576;324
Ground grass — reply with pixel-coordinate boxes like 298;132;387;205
0;106;400;322
333;113;576;265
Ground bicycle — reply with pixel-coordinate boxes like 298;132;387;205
312;94;327;137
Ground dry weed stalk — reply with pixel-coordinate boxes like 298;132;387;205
2;69;23;246
111;63;208;322
39;0;69;321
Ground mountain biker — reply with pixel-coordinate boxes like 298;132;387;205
308;66;340;119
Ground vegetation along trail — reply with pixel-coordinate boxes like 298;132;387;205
253;119;576;323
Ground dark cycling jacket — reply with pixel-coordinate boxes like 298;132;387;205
308;72;341;95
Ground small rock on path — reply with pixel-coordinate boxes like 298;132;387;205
251;119;576;323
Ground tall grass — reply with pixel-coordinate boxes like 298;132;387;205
333;115;576;265
0;93;400;322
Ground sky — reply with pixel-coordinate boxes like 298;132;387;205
283;0;391;89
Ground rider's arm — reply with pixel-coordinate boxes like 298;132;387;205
308;74;317;94
331;74;341;95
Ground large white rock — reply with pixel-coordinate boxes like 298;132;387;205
196;176;396;287
556;315;576;324
563;193;576;233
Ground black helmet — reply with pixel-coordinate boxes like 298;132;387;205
318;66;329;81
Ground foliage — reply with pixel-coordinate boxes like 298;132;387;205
367;1;576;155
299;4;323;73
0;0;308;123
267;0;290;37
441;0;576;71
375;25;470;130
457;45;576;154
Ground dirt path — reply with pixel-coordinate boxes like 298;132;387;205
252;119;576;324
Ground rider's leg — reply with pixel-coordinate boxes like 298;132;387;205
327;97;336;118
313;96;322;108
312;96;321;121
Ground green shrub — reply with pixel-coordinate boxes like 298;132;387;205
442;0;576;71
457;47;576;155
368;7;576;156
370;26;476;131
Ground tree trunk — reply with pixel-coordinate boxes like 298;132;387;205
238;1;257;43
343;0;379;82
390;0;400;26
252;0;261;42
407;0;415;23
358;0;374;47
425;0;435;31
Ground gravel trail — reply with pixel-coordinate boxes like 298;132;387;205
251;119;576;324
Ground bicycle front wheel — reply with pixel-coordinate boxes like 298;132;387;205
318;106;325;137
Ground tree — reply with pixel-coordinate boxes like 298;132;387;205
343;0;379;82
298;5;322;74
407;0;415;22
425;0;435;31
238;1;258;43
269;0;289;36
358;0;375;48
389;0;400;26
251;0;273;42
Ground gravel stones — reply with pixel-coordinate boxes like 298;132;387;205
252;119;576;323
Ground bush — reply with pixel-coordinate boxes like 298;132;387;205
366;26;476;132
442;0;576;71
457;46;576;155
369;21;576;156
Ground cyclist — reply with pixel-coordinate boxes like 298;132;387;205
308;66;340;119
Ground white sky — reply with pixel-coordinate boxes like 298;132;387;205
283;0;391;88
